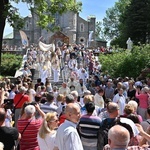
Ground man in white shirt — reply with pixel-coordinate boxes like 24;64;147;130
8;84;17;99
68;56;78;70
94;88;105;109
22;66;32;78
75;79;87;98
67;77;78;92
54;103;83;150
113;88;126;115
58;82;70;96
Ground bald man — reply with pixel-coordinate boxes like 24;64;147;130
54;103;83;150
108;125;130;150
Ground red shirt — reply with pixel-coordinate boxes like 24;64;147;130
14;93;30;108
17;118;43;150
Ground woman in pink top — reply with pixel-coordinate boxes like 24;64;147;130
136;87;149;120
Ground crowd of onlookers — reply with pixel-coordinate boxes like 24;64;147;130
0;43;150;150
2;44;22;51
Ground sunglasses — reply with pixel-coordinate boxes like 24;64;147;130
49;119;59;123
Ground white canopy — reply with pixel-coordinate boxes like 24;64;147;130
39;41;55;52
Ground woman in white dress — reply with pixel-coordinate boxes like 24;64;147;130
37;112;59;150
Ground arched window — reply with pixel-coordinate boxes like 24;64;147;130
80;23;84;32
25;21;29;30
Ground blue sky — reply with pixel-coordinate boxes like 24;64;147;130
4;0;118;36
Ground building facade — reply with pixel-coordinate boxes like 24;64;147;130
13;11;96;47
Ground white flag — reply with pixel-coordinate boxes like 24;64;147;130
19;30;29;47
89;31;94;42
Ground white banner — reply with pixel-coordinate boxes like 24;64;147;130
39;41;55;52
19;30;29;47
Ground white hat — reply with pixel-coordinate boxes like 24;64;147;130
119;117;139;137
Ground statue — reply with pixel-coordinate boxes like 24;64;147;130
126;37;133;50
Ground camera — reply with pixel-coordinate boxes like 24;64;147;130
4;99;14;109
28;101;37;106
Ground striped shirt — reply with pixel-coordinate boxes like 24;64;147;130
17;118;43;150
40;102;58;114
78;115;101;147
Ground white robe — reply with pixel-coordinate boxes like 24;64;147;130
51;56;60;82
45;60;52;77
113;93;126;115
62;65;70;82
40;69;48;84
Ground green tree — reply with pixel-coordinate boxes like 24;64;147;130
103;6;120;40
123;0;150;45
0;0;82;67
99;44;150;78
103;0;131;47
95;21;106;40
95;21;102;38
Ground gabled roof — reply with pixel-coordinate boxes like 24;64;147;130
3;32;13;39
51;31;68;37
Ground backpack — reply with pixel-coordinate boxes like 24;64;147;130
97;118;117;150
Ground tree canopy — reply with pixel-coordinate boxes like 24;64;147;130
103;0;150;48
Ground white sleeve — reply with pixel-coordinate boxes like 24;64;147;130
113;95;118;103
64;131;83;150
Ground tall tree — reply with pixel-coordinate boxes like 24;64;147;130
95;21;102;38
102;0;131;47
123;0;150;45
103;0;131;42
0;0;82;67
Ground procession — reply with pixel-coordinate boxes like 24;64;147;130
1;0;150;149
0;38;150;150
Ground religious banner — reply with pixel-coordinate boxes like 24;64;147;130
39;41;55;52
87;31;94;47
19;30;29;47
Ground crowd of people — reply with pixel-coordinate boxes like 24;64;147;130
0;43;150;150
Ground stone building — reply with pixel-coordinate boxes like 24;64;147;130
4;6;107;48
13;10;97;47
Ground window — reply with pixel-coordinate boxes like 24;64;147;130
80;23;84;32
25;21;29;30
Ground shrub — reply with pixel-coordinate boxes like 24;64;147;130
99;44;150;79
1;53;22;76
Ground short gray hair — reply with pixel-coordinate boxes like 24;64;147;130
70;91;78;98
19;86;26;93
25;105;36;116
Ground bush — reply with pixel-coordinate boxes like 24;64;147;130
99;44;150;79
1;53;22;76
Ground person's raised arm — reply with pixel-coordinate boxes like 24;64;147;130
34;103;45;118
0;88;5;106
136;124;150;142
